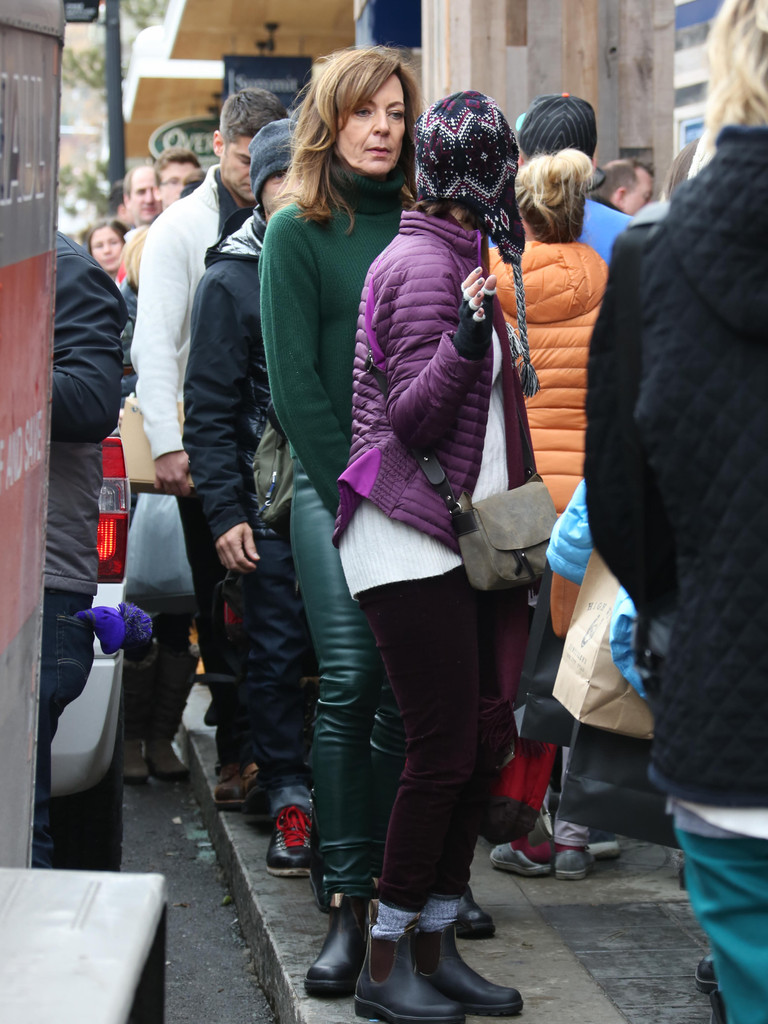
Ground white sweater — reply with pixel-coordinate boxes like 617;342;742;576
132;165;221;459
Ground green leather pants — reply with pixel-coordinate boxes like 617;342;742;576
291;465;405;900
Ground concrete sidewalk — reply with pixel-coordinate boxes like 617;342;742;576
182;683;712;1024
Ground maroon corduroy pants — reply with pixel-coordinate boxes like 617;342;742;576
358;566;510;911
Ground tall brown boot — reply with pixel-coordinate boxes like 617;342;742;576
144;644;197;781
122;641;159;784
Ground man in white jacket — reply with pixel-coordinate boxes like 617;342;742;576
129;87;286;786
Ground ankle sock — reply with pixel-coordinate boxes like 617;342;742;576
511;837;552;864
372;900;418;941
416;894;460;933
555;843;587;852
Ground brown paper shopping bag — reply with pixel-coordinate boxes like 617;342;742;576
120;397;192;493
553;551;654;740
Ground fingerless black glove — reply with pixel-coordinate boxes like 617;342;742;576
452;287;495;360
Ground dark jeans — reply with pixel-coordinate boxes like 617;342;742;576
240;536;311;815
33;589;95;868
176;495;239;764
291;465;405;900
358;567;499;912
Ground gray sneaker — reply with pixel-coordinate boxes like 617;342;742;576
554;848;595;880
490;843;552;876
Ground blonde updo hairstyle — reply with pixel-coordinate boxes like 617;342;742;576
280;45;422;227
515;149;594;244
705;0;768;148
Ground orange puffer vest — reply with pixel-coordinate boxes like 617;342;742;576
491;240;607;514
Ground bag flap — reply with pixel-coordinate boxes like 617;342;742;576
469;476;557;550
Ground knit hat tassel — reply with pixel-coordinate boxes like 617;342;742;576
508;257;539;398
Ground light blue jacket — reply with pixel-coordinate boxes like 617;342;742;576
579;199;631;266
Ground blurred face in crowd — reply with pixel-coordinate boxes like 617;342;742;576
155;160;200;209
260;170;288;220
124;166;160;226
88;225;125;279
334;74;406;181
214;132;255;207
615;166;654;215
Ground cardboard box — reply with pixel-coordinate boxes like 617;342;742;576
119;397;193;493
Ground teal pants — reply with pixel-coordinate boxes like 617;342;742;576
677;827;768;1024
291;465;405;900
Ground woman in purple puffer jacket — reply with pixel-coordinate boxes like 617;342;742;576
333;92;533;1024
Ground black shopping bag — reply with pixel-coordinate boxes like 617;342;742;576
558;723;678;848
515;568;576;747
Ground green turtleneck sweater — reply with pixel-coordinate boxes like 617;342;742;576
260;171;405;514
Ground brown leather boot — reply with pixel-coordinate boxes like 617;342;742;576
121;642;158;784
145;645;197;780
214;763;244;809
123;739;150;785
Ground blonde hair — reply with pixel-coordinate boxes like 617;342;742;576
280;46;422;226
705;0;768;147
122;226;149;293
515;149;594;244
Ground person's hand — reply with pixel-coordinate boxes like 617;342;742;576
453;268;498;359
461;267;498;316
215;523;260;573
153;450;192;497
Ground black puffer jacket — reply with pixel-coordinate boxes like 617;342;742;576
184;212;273;540
585;125;768;805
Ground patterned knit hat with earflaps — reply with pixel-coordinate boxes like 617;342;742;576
415;91;538;396
415;91;525;264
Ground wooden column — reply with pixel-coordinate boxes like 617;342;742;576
420;0;674;180
421;0;511;108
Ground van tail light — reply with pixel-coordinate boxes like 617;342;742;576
98;435;130;583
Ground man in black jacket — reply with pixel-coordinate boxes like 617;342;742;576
34;233;126;867
184;119;313;876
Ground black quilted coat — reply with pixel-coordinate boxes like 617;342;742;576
586;125;768;805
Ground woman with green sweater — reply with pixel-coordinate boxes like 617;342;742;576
259;46;421;995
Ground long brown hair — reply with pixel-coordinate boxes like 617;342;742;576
280;46;422;227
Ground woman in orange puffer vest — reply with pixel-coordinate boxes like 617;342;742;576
489;149;610;881
490;148;607;515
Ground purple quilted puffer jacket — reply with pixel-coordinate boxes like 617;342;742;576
333;210;527;552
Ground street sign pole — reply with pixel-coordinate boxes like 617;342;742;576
105;0;125;185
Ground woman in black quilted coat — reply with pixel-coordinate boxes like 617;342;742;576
584;3;768;1022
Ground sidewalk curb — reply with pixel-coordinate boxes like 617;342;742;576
182;702;307;1024
181;686;353;1024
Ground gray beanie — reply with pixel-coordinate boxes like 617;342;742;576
248;118;292;208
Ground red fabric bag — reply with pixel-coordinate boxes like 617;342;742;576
480;740;557;844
